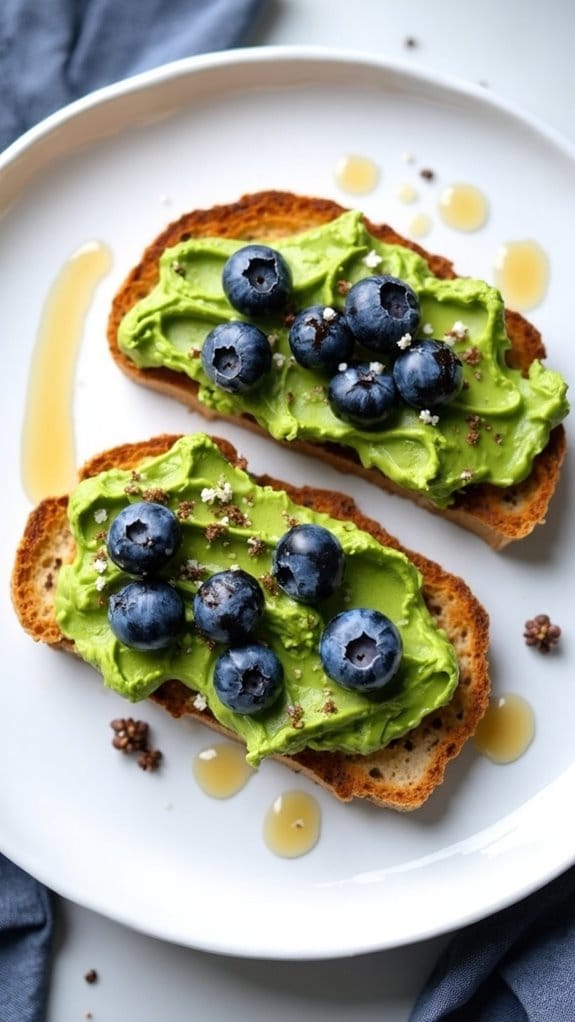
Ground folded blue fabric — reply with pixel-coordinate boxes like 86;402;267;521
0;854;54;1022
410;864;575;1021
0;0;264;150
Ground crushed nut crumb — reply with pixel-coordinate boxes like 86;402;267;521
84;969;98;985
110;718;149;753
322;698;338;715
216;504;252;527
141;487;169;504
461;346;482;366
523;614;561;653
286;704;304;729
176;499;196;519
204;523;228;544
138;748;162;772
247;536;266;558
337;279;352;295
178;559;205;582
260;573;280;596
420;168;435;181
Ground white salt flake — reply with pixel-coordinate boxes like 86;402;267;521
193;693;208;712
338;362;348;372
322;306;337;321
200;477;233;505
451;320;468;338
460;468;474;482
93;557;107;574
363;249;383;269
273;352;286;368
397;333;412;350
94;508;108;524
95;576;106;592
422;322;434;336
419;409;440;426
369;361;384;374
267;333;279;347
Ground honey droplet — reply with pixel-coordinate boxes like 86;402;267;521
493;240;549;311
474;693;535;764
395;182;418;204
21;241;112;503
263;790;321;858
193;743;254;799
408;212;432;238
438;183;489;232
335;154;380;195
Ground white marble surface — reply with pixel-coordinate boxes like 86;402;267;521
45;1;574;1018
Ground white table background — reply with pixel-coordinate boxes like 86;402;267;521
46;1;574;1018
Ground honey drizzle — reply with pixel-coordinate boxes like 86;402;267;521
335;154;380;195
408;212;432;238
21;241;112;502
474;693;535;764
263;790;321;858
493;240;549;311
192;743;254;799
438;183;489;232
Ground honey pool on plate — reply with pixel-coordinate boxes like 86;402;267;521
21;241;112;503
474;694;535;764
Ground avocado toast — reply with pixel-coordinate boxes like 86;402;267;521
108;191;568;550
11;433;490;810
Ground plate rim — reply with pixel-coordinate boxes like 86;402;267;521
2;46;574;959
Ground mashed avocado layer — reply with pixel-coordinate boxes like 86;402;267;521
118;212;568;508
55;435;459;766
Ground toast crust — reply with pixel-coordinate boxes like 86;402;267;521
107;191;566;550
11;433;490;811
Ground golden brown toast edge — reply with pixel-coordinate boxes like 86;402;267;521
11;432;490;811
107;190;566;550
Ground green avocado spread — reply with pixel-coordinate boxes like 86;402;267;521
117;211;568;507
55;434;459;766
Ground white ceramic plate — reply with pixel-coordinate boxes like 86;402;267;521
1;48;574;959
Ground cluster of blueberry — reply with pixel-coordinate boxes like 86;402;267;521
200;244;464;428
106;506;402;716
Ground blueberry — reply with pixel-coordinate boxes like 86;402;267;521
222;244;292;317
344;275;420;355
201;321;272;393
319;608;402;692
107;502;181;575
193;569;264;643
108;579;185;651
393;339;464;409
288;305;354;371
327;363;397;429
213;643;284;715
272;524;345;604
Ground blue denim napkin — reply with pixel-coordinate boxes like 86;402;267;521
410;864;575;1021
0;0;265;150
0;854;54;1022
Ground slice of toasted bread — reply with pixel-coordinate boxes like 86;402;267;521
107;190;566;551
11;433;489;811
